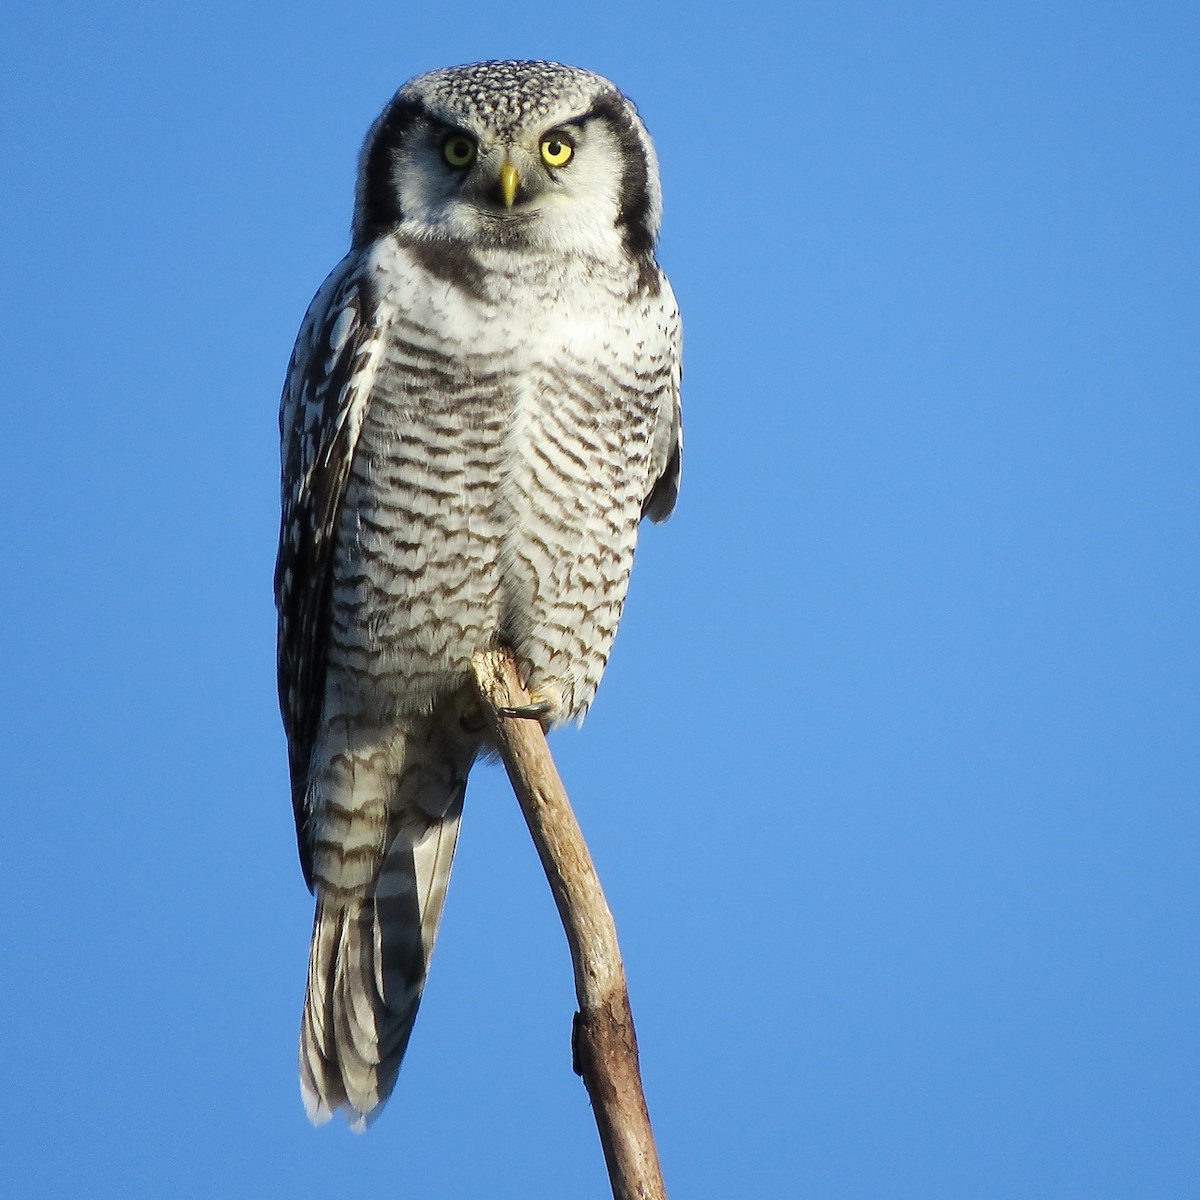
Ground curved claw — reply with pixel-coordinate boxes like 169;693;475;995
496;700;553;721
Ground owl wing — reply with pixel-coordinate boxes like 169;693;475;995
275;255;383;885
642;295;683;524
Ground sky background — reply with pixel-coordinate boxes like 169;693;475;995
2;1;1197;1197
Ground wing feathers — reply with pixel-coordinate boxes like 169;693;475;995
276;260;384;882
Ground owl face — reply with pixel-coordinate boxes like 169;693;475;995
352;61;662;261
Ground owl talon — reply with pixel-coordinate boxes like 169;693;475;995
496;700;553;721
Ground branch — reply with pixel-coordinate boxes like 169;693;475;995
471;650;668;1200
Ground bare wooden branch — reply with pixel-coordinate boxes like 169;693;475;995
471;649;668;1200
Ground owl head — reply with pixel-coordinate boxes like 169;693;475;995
351;60;663;262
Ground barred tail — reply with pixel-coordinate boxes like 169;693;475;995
300;798;463;1130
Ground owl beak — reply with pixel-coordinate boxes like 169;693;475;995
498;161;520;209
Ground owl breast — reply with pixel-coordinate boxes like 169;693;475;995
326;240;668;723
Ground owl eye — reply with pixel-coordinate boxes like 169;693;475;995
442;134;477;168
539;134;575;168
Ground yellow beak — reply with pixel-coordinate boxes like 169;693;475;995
499;161;520;209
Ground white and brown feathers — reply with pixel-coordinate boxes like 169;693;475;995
275;60;681;1129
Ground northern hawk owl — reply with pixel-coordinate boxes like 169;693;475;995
275;60;682;1129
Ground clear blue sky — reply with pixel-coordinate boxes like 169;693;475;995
2;2;1196;1197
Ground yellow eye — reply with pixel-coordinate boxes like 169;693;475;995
539;135;574;168
442;135;476;168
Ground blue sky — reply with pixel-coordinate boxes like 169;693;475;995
2;1;1196;1196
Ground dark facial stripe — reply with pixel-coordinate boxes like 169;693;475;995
395;232;489;301
578;93;657;263
355;97;424;248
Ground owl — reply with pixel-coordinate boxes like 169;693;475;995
275;60;682;1129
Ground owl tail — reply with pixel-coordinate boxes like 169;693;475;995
299;769;466;1131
